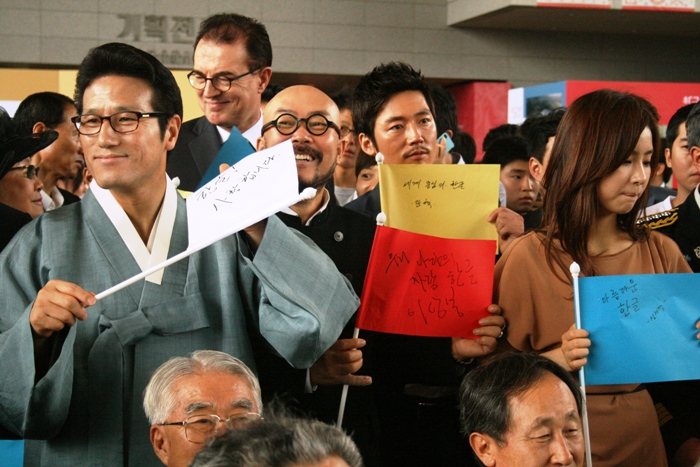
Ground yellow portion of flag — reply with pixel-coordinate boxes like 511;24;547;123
378;164;500;240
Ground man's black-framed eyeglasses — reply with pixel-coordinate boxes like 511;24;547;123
261;113;346;137
187;68;260;92
71;111;170;136
159;412;262;444
8;165;40;180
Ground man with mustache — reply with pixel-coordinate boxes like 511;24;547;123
256;85;380;462
343;62;506;466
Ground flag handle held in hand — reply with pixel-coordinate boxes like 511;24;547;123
337;326;360;428
337;211;385;428
570;262;593;467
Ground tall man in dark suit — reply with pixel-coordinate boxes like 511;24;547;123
167;13;272;191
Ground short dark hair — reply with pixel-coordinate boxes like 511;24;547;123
517;108;565;162
459;353;582;447
331;87;354;112
352;62;433;145
14;92;75;136
195;13;272;71
428;82;458;137
190;414;364;467
482;124;519;155
667;103;696;151
453;131;477;164
74;42;183;138
480;135;529;168
262;83;284;104
355;151;377;177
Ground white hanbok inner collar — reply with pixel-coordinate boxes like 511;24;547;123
90;175;178;285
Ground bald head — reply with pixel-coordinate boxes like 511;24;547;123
258;85;342;191
262;85;340;128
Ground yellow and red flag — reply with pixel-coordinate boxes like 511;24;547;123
356;163;499;338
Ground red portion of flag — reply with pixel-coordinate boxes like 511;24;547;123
357;226;496;338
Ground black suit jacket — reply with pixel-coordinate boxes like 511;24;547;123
650;188;700;272
344;184;381;219
648;184;677;206
167;117;223;191
0;203;32;253
59;187;80;207
340;182;474;466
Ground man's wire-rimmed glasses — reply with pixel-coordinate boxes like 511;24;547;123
71;111;170;136
159;412;262;444
187;68;260;92
261;113;346;137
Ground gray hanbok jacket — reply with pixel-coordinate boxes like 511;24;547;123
0;190;358;466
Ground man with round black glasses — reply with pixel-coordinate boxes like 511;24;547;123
167;13;273;191
257;85;380;462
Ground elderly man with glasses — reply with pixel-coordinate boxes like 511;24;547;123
167;13;273;191
145;351;263;467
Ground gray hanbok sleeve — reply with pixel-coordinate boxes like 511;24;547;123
235;215;359;369
0;220;75;438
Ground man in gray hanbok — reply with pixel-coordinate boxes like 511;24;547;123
0;43;358;466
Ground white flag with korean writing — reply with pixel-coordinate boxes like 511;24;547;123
185;139;299;251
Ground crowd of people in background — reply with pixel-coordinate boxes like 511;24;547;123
1;11;699;467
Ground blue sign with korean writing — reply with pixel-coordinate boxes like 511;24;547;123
579;273;700;385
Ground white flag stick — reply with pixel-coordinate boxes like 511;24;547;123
337;211;386;428
570;262;593;467
336;326;360;428
95;187;317;301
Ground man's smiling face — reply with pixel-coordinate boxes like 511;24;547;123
257;85;342;190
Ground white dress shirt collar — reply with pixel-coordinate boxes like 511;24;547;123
216;112;263;148
41;186;65;211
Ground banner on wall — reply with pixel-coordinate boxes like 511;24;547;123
621;0;695;11
509;81;700;125
537;0;612;7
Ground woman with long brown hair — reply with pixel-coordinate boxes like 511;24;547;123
495;89;692;466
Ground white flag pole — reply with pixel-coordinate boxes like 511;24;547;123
336;326;360;428
95;187;317;301
570;262;593;467
337;209;386;428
